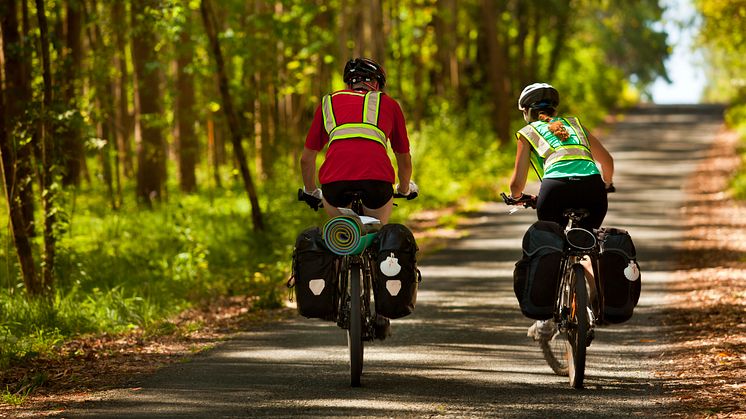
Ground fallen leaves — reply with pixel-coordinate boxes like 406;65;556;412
661;128;746;418
0;296;295;417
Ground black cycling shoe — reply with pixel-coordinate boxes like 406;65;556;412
374;315;391;340
586;329;595;347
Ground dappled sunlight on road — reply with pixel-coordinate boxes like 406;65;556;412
63;105;724;418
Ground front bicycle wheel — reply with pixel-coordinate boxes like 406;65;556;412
567;263;589;389
347;265;364;387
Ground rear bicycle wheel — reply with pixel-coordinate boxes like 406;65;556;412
347;265;364;387
567;263;589;389
539;324;569;376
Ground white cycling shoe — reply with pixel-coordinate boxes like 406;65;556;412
527;320;556;341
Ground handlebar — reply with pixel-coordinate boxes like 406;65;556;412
298;188;418;211
500;192;537;209
298;188;323;211
394;191;418;200
501;183;615;210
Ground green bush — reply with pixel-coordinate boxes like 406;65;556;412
0;106;519;366
727;102;746;199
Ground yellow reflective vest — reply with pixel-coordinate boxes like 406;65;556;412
516;116;595;179
321;91;387;148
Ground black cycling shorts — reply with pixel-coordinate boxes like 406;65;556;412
322;180;394;209
536;174;608;230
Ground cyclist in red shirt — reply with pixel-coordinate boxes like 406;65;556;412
300;58;417;223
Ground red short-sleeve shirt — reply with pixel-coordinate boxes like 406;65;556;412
304;90;410;185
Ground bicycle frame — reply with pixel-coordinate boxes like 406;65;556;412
331;194;381;387
297;187;416;387
336;251;376;340
551;211;605;388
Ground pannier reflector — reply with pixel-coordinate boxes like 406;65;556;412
386;280;402;296
309;279;326;296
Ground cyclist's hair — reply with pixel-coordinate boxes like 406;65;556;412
537;112;570;141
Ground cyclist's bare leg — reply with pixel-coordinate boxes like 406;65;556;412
320;197;393;224
321;197;345;218
580;256;594;282
580;256;599;315
363;198;394;224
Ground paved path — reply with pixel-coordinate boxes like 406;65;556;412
65;105;725;418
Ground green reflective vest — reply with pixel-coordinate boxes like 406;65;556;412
516;116;596;179
321;91;387;148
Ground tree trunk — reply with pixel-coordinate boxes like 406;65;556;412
84;0;118;209
112;0;133;183
60;0;84;186
369;0;385;62
0;0;40;295
514;0;529;89
546;0;573;77
35;0;56;294
480;0;511;144
434;0;458;96
201;0;264;231
131;0;167;206
527;5;541;83
176;8;198;193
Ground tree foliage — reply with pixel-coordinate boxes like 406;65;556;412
694;0;746;103
0;0;670;348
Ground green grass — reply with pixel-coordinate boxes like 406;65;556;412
2;387;30;406
727;102;746;200
0;105;517;368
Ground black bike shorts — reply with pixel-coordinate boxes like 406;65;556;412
536;174;608;230
322;180;394;209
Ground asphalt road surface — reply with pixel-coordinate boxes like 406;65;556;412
65;104;725;418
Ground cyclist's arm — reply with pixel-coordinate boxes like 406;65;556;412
389;97;413;194
300;147;319;192
509;137;532;199
394;152;413;194
588;132;614;187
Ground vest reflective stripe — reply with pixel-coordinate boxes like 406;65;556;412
329;123;387;144
518;125;553;158
322;94;336;133
517;117;594;179
363;91;381;124
563;117;590;148
321;91;386;148
544;145;594;167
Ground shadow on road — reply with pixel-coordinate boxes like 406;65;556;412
64;105;726;418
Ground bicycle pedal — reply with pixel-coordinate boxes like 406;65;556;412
586;329;595;347
374;315;392;340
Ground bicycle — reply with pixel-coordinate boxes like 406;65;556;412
298;188;417;387
501;192;605;389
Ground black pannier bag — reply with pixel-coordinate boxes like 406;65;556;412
292;227;338;320
514;221;565;320
373;223;420;319
597;228;641;324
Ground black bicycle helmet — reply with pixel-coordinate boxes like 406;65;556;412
343;58;386;89
518;82;560;111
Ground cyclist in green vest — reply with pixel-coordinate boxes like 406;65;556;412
507;82;615;340
508;82;615;230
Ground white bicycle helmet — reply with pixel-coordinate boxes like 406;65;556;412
518;83;560;111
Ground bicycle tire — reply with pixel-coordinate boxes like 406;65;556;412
347;264;364;387
567;263;589;389
539;327;569;376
